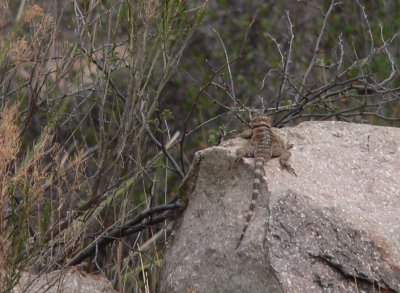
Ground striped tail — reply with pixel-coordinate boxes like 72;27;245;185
236;156;265;249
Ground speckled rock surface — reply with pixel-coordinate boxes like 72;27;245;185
14;269;116;293
160;121;400;292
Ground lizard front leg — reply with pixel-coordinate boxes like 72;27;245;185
271;141;296;176
279;149;296;176
237;129;253;139
272;138;297;176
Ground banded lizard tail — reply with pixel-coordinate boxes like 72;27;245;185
235;116;295;249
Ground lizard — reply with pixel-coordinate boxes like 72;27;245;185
235;115;296;249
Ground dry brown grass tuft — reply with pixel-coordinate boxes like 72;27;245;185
0;104;19;173
0;104;20;203
9;37;31;62
0;103;20;277
23;4;44;24
9;4;54;64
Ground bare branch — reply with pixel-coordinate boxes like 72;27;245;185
67;202;180;266
295;0;337;101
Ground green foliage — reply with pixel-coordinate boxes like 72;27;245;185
208;125;236;146
160;108;175;121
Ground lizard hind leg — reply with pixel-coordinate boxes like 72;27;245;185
235;145;255;164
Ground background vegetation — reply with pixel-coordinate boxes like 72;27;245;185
0;0;399;292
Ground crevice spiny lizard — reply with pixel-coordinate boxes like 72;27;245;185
235;115;296;249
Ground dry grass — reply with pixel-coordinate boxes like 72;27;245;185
0;104;20;274
0;103;87;289
23;4;44;24
0;1;207;292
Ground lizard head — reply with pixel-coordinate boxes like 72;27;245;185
251;116;271;128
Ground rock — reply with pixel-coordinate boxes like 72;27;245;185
160;121;400;292
13;269;116;293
